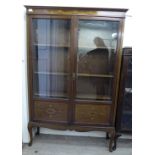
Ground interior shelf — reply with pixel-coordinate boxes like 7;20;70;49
76;94;111;100
34;92;68;98
33;44;115;50
34;72;114;78
77;73;114;78
33;43;69;48
34;72;68;76
123;110;132;115
78;46;115;50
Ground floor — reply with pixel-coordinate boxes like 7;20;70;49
23;134;132;155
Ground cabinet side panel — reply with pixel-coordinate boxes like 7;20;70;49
110;19;125;125
27;15;34;121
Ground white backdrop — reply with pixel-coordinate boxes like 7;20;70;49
2;1;155;155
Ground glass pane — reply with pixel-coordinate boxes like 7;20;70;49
123;56;132;108
121;56;132;130
121;113;132;131
76;20;119;101
76;76;113;100
32;18;70;98
125;58;132;88
123;57;132;110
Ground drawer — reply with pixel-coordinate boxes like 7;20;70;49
75;104;111;125
34;101;68;122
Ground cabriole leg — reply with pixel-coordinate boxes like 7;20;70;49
109;130;116;152
28;123;33;146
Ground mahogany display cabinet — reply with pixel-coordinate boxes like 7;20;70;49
25;6;128;152
116;47;132;133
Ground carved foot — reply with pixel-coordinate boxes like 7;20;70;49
109;130;116;152
113;133;122;150
28;123;33;146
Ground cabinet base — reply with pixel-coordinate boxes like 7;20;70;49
28;121;116;152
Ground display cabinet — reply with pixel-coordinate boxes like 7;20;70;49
116;47;132;133
25;6;128;152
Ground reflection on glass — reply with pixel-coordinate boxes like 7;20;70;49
76;76;113;100
32;19;70;98
125;58;132;89
121;113;132;130
123;57;132;110
121;56;132;130
33;74;68;98
76;20;119;100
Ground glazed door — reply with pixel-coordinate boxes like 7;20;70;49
30;16;72;99
74;17;120;102
29;15;122;125
73;17;121;125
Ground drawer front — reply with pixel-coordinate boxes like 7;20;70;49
75;104;111;125
34;101;68;122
